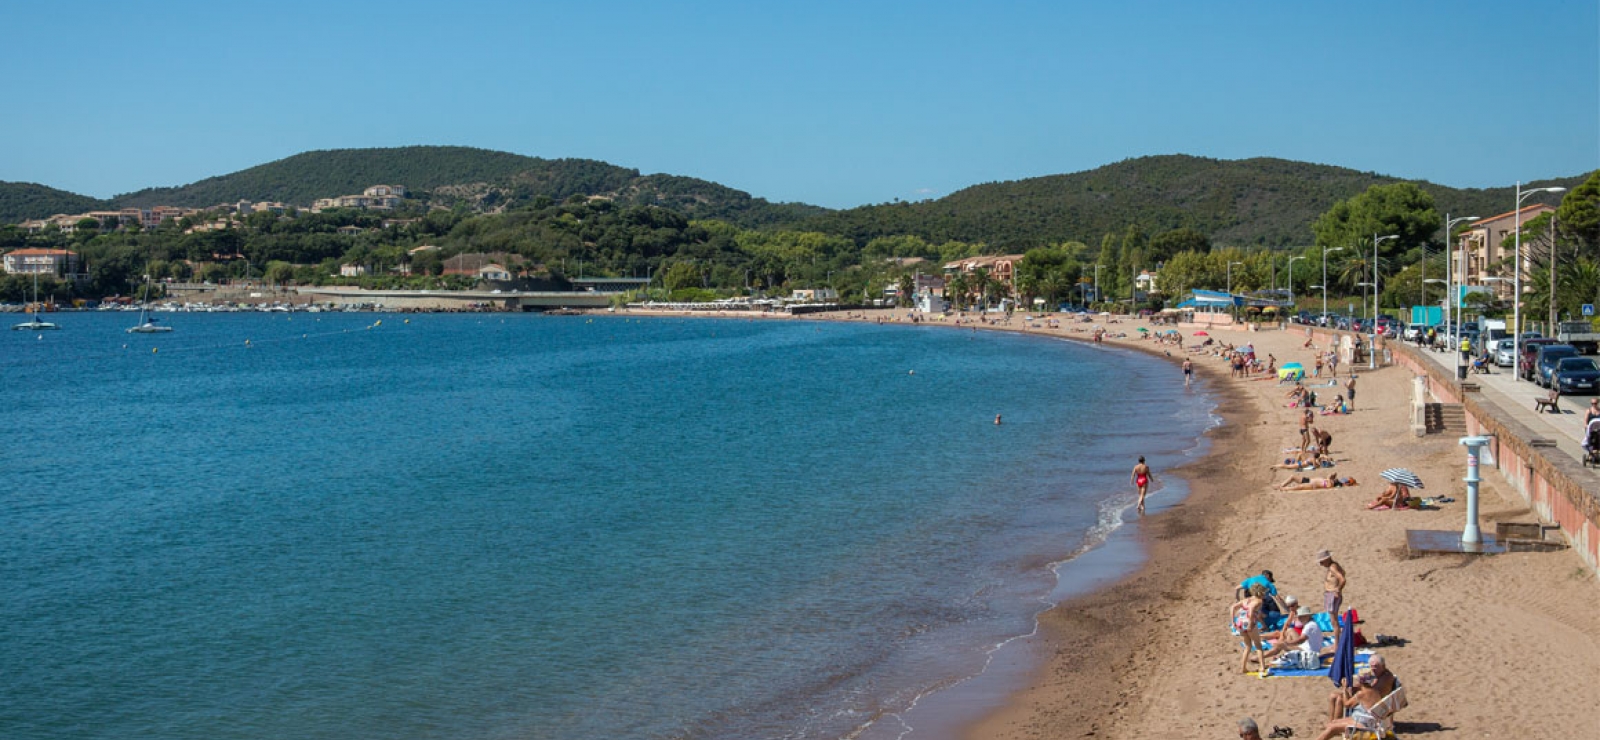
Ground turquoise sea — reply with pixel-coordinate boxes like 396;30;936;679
1;312;1214;740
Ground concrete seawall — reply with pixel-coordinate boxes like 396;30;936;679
1309;326;1600;574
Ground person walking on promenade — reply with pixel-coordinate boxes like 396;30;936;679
1131;456;1154;515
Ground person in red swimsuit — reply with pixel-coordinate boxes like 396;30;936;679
1131;456;1154;514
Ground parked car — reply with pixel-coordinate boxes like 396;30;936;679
1552;357;1600;395
1494;341;1518;367
1520;338;1563;380
1534;344;1581;388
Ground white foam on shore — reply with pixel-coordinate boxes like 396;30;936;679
844;352;1221;740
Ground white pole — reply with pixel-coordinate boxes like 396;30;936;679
1515;182;1524;380
1512;185;1568;381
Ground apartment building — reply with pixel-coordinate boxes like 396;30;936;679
1453;204;1555;297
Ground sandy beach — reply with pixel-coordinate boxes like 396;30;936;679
936;315;1600;739
620;305;1600;738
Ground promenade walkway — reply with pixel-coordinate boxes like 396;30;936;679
1404;340;1594;462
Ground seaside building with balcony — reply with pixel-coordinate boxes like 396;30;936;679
3;248;81;275
1453;204;1555;298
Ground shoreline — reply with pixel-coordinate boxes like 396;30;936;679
612;305;1600;739
613;306;1252;738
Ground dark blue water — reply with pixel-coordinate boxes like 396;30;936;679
0;312;1213;740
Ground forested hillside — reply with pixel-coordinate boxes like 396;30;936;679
0;182;107;223
797;156;1582;248
106;146;823;229
12;149;1582;248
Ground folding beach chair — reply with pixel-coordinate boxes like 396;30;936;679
1345;685;1407;739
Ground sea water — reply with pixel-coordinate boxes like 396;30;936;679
0;312;1214;740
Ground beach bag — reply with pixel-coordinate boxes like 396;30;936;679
1280;649;1319;670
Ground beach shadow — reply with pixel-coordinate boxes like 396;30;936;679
1393;721;1451;734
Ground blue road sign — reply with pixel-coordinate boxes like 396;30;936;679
1585;304;1595;317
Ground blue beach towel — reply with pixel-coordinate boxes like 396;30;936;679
1253;652;1370;678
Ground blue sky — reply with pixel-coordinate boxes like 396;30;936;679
2;0;1596;208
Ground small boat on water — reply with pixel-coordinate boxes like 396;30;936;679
11;272;60;331
127;263;174;334
126;317;173;334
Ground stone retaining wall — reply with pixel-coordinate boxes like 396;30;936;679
1309;327;1600;574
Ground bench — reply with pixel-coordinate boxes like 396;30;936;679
1535;390;1562;414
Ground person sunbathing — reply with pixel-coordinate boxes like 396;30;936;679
1320;395;1349;415
1366;482;1410;510
1270;452;1334;471
1317;655;1399;739
1276;474;1356;491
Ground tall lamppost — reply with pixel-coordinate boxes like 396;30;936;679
1321;246;1344;327
1513;183;1567;382
1370;234;1398;369
1440;214;1480;359
1287;256;1306;308
1227;260;1243;321
1093;264;1103;307
1424;277;1447;331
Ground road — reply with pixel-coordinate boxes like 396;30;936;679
1406;339;1595;462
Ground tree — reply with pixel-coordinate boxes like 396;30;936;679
264;260;295;286
896;274;914;307
1311;183;1441;277
1557;170;1600;252
946;271;970;310
1149;227;1210;261
661;261;703;292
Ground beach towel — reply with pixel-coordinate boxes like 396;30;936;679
1251;651;1371;678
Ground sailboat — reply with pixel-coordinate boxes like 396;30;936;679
126;269;173;334
11;271;60;331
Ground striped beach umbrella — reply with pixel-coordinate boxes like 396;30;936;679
1380;468;1425;489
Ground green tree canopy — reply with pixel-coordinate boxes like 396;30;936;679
1311;183;1442;277
1557;170;1600;252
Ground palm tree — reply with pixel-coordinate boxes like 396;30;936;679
946;271;969;310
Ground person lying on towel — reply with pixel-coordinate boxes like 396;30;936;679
1275;475;1356;491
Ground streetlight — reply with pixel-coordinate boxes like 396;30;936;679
1371;234;1398;369
1093;264;1103;307
1513;183;1567;382
1227;261;1244;322
1440;214;1480;370
1321;246;1344;326
1424;277;1448;331
1287;256;1306;308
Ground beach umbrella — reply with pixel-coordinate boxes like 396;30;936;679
1380;468;1425;489
1327;610;1357;688
1194;331;1209;336
1281;362;1304;370
1137;327;1149;333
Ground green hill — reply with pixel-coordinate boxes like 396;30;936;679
0;182;107;223
8;149;1584;246
796;155;1585;248
108;146;824;228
